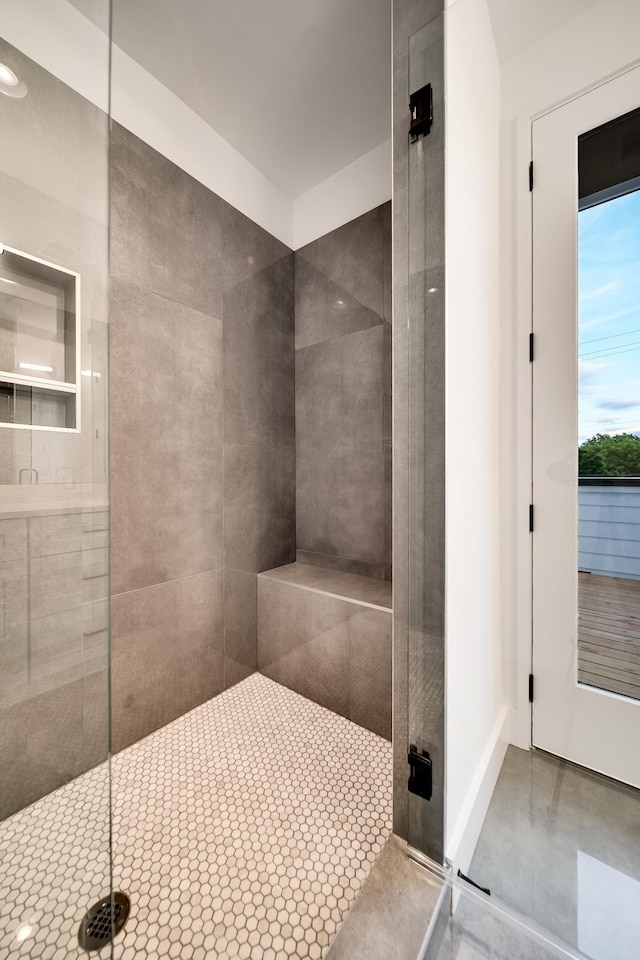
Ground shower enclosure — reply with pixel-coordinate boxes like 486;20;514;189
4;0;472;956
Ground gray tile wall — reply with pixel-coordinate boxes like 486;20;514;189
294;204;392;582
0;40;393;812
110;124;296;751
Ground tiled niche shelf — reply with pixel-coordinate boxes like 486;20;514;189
0;243;80;432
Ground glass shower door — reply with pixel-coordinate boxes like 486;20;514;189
0;3;112;956
405;13;446;866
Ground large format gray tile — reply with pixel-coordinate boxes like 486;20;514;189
222;199;292;293
220;202;295;689
257;575;392;738
350;606;393;739
294;256;384;351
293;206;392;602
223;440;296;573
258;577;352;718
296;205;387;330
110;123;223;317
110;278;223;595
223;566;258;688
296;325;388;574
223;255;295;446
297;549;391;582
111;571;225;751
327;835;442;960
258;575;352;670
264;618;352;719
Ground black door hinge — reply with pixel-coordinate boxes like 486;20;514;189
529;674;534;702
409;84;433;142
529;161;534;191
529;332;534;362
408;744;432;800
529;504;534;532
457;869;491;896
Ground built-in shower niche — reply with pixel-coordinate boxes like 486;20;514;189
0;244;79;431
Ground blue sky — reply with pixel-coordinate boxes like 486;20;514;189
578;189;640;444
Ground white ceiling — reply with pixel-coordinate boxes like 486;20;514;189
486;0;603;63
67;0;392;199
66;0;604;196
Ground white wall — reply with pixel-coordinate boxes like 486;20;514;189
0;0;391;249
499;0;640;750
292;139;392;249
444;0;507;868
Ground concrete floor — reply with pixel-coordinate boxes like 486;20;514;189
431;746;640;960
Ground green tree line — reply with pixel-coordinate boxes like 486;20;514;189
579;433;640;477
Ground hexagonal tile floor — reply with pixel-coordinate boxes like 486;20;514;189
1;674;393;959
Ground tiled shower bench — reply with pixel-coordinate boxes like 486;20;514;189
257;562;392;739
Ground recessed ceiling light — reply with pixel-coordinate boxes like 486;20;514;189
0;63;28;99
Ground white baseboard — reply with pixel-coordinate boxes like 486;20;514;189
445;705;511;875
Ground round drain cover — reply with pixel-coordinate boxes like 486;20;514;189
78;892;130;952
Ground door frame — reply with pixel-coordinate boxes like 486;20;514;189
508;59;640;752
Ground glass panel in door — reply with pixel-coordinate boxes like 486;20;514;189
578;111;640;702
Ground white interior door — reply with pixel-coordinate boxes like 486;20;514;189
532;66;640;787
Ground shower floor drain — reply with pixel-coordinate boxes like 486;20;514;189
78;892;130;952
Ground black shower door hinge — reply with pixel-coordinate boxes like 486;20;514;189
529;674;535;702
529;504;534;532
408;744;432;800
529;332;534;362
529;161;534;191
409;83;433;142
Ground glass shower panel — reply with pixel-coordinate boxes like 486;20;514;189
0;5;111;957
406;14;446;865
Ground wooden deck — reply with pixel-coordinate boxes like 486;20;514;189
578;572;640;700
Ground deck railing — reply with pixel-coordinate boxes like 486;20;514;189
578;478;640;580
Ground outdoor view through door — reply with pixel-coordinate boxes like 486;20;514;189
578;154;640;702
